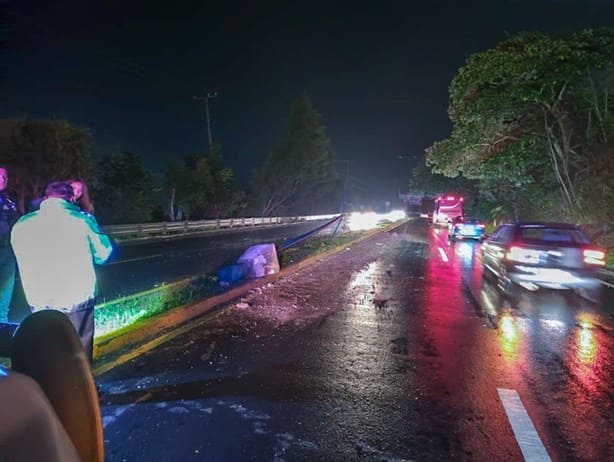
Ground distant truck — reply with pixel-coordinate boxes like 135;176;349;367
432;195;464;226
399;192;436;221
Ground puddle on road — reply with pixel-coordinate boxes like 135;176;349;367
346;260;398;313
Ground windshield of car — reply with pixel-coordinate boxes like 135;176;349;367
518;226;591;245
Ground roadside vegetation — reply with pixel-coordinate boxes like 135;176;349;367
414;28;614;263
278;231;366;268
95;275;219;340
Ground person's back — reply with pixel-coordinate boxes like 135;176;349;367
11;181;113;361
11;197;111;310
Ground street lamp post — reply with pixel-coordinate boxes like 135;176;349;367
193;91;218;151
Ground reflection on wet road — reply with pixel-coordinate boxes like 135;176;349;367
429;225;614;461
98;221;614;461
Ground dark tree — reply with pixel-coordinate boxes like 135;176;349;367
93;152;155;224
252;96;337;216
426;29;614;221
0;118;90;211
164;144;245;220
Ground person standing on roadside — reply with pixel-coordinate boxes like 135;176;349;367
10;181;113;361
68;178;95;215
0;165;20;323
27;178;95;214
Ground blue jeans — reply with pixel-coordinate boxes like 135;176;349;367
0;245;16;323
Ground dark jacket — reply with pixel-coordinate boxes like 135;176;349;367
0;190;20;242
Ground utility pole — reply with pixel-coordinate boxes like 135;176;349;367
193;91;218;151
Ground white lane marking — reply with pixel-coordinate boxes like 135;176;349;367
497;388;551;462
106;254;163;265
438;247;449;262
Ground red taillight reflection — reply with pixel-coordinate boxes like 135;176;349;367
583;249;605;266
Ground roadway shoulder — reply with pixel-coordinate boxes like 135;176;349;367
93;220;408;374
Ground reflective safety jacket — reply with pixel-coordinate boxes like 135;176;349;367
10;198;113;311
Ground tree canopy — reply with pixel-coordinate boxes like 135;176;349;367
426;28;614;220
93;152;155;224
164;144;245;220
252;96;337;216
0;118;90;211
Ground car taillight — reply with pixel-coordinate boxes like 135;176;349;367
506;246;542;264
583;249;605;266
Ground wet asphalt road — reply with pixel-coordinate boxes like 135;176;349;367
98;221;614;461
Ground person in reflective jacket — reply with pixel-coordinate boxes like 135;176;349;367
10;181;113;361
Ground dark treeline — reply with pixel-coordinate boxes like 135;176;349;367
0;96;342;224
412;28;614;255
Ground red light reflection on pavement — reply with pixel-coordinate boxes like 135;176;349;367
553;312;613;459
420;228;476;393
427;225;614;459
568;314;604;396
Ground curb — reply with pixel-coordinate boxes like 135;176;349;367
93;221;408;376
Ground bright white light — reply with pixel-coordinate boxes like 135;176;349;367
539;318;566;332
506;246;542;264
347;212;379;231
347;210;405;231
455;242;474;263
438;247;449;262
386;209;407;221
583;249;605;265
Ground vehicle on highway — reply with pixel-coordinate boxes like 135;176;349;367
447;215;485;241
400;192;436;222
481;222;605;298
432;195;463;226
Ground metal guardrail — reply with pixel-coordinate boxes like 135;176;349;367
103;214;341;240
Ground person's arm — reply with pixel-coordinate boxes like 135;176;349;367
84;215;113;264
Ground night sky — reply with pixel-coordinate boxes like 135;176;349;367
3;0;614;203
